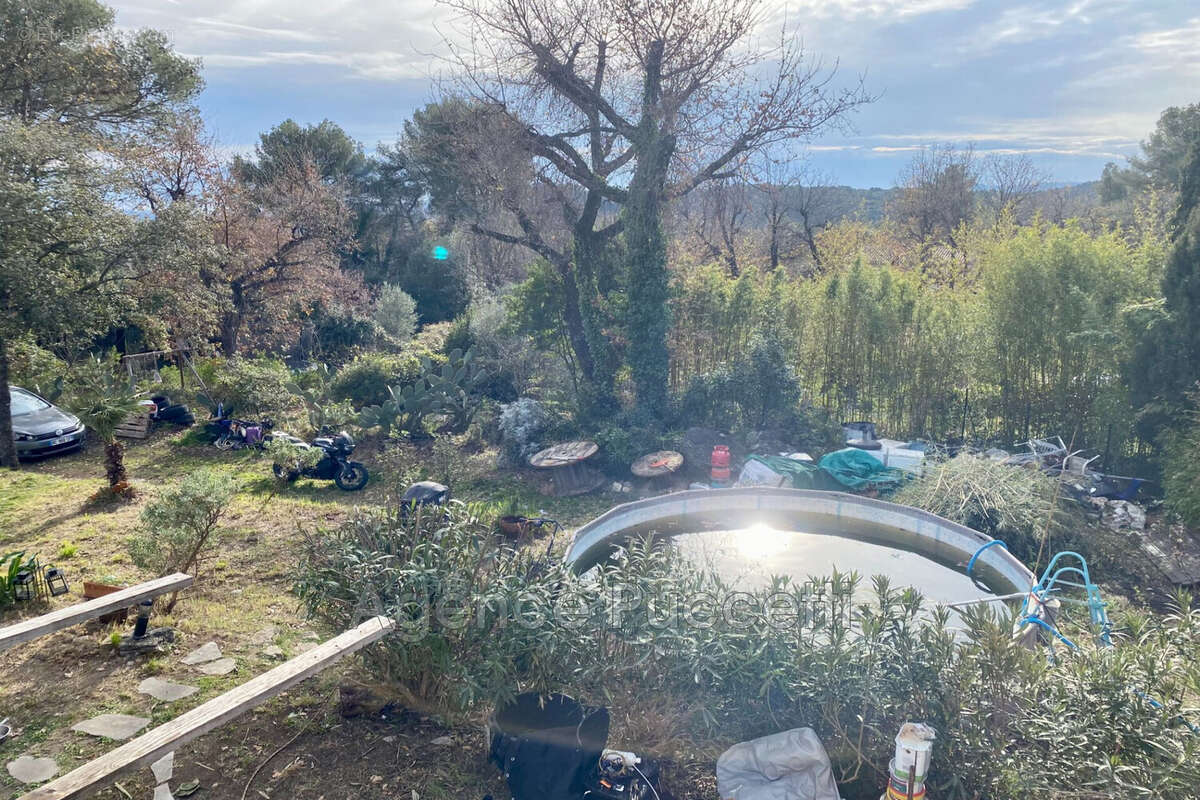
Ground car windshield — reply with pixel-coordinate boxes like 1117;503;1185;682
10;388;50;416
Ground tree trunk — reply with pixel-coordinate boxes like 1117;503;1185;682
557;261;596;382
623;40;674;419
0;335;18;470
220;282;245;356
105;439;127;486
219;312;241;357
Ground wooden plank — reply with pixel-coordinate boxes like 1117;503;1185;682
21;616;395;800
0;574;193;653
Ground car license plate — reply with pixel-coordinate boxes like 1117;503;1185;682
50;436;70;446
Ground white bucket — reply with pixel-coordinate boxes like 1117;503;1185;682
893;722;936;782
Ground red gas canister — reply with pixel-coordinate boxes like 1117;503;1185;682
710;445;731;485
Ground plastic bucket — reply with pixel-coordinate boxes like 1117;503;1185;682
893;723;935;785
885;777;926;800
889;758;927;786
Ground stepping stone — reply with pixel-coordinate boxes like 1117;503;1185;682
181;642;222;665
72;714;151;741
151;752;174;783
196;657;236;676
7;755;58;784
262;645;284;659
154;783;175;800
139;678;199;703
248;626;277;646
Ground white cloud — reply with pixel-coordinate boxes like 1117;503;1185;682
785;0;974;20
112;0;445;80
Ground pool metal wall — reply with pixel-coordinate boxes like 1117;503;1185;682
565;488;1037;595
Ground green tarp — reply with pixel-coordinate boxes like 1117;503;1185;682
742;455;821;488
817;448;906;491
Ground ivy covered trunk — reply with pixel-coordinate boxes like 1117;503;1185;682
0;335;17;469
622;40;674;420
104;439;127;486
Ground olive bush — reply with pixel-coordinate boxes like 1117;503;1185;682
129;468;238;609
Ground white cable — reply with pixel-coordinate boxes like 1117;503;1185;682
632;763;661;800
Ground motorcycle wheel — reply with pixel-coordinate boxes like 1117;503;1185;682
335;462;369;491
214;434;235;451
272;463;299;482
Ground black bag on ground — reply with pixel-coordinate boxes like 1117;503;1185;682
488;693;609;800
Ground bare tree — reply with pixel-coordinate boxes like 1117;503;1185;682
892;143;977;248
434;0;870;390
980;153;1046;223
681;178;749;275
752;160;846;271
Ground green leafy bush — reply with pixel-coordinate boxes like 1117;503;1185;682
677;333;836;450
128;469;238;610
8;336;67;397
329;352;426;409
296;503;1200;799
442;313;474;356
208;357;298;418
267;436;324;479
357;348;489;437
373;283;419;345
1163;407;1200;527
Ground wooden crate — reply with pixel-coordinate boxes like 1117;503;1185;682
115;413;152;440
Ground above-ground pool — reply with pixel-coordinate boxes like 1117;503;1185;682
672;526;993;607
565;488;1038;602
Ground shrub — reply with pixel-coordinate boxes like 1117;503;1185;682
306;302;378;367
442;313;474;356
357;348;489;438
677;333;837;450
329;352;425;409
295;505;1200;799
1163;406;1200;527
497;397;552;465
8;337;67;397
128;468;238;610
373;283;419;345
208;357;298;418
267;436;323;480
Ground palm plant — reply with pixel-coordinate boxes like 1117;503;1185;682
67;355;141;489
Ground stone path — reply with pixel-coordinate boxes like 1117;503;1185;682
6;755;58;784
248;626;277;646
196;657;236;676
151;752;174;783
139;677;199;702
71;714;151;741
180;642;222;665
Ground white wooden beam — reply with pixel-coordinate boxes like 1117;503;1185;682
0;573;194;653
20;616;395;800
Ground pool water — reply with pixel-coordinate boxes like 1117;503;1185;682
671;524;993;607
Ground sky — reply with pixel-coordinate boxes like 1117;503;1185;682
106;0;1199;188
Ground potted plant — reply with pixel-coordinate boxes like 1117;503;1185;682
497;498;527;539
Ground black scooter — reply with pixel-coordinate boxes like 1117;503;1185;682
270;431;369;491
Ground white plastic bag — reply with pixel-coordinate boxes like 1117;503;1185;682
716;728;841;800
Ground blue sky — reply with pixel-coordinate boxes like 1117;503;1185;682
108;0;1198;188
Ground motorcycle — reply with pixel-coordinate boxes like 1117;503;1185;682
270;431;369;491
212;418;274;450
